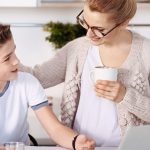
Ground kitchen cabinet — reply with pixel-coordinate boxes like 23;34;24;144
0;0;37;7
37;0;150;8
38;0;84;7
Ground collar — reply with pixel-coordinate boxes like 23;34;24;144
0;81;10;97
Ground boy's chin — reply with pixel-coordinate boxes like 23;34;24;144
9;72;18;80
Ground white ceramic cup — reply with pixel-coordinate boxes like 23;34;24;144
90;66;118;83
3;142;24;150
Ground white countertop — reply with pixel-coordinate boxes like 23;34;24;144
25;146;117;150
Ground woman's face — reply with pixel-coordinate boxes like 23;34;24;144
82;4;122;46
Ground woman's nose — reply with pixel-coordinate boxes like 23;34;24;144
86;28;95;38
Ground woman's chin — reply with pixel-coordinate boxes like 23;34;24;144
90;38;103;46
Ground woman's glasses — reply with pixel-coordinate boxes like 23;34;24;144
76;10;121;38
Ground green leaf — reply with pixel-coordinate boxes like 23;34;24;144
43;21;86;50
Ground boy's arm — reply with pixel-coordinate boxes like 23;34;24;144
25;72;95;149
34;106;95;150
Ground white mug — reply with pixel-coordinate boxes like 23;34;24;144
90;66;118;83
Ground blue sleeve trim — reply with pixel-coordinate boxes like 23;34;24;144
0;81;10;97
31;101;49;110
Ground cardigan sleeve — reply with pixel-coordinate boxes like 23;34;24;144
119;37;150;123
19;44;69;88
120;87;150;123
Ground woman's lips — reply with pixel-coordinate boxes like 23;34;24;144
91;37;101;42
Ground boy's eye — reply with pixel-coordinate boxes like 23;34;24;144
4;57;10;61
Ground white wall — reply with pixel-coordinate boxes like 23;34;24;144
129;3;150;38
0;7;81;24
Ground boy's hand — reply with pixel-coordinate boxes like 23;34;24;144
76;134;96;150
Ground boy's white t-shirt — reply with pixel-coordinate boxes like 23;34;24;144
0;72;48;145
73;46;121;146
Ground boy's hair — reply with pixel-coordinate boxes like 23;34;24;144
0;24;12;45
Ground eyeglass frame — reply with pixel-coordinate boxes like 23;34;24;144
76;10;122;38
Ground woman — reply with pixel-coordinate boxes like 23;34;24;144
21;0;150;147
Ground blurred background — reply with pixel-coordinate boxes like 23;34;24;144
0;0;150;146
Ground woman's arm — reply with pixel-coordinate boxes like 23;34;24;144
120;38;150;123
34;106;95;150
119;86;150;123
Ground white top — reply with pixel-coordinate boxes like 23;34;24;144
0;72;47;145
73;46;121;146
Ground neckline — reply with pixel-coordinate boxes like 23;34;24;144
97;31;138;69
0;81;10;97
120;31;136;68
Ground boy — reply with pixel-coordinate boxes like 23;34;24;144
0;24;95;150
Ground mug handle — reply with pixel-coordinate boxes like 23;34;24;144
90;71;95;84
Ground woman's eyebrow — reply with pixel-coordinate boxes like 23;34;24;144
83;17;105;30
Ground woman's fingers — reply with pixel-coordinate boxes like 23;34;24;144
95;80;126;102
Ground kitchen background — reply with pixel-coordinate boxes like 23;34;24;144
0;0;150;146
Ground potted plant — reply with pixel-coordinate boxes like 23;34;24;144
43;21;86;49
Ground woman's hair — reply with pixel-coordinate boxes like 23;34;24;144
87;0;137;24
0;24;12;45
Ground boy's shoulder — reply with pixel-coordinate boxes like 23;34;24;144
18;71;37;80
16;71;40;85
11;72;43;93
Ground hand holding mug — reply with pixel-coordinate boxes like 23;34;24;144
90;66;126;102
95;80;126;103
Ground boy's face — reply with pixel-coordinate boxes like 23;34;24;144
0;38;19;81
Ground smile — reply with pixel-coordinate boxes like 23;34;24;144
12;69;18;73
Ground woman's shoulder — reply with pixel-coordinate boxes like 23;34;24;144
132;31;150;52
69;36;90;44
57;36;91;57
62;36;91;51
132;32;150;68
132;31;150;44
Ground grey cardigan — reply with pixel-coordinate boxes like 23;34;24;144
21;32;150;136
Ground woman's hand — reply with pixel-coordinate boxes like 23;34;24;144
95;80;126;103
76;134;96;150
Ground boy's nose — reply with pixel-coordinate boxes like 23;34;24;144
12;54;19;66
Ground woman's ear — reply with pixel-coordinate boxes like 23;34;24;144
120;19;130;28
